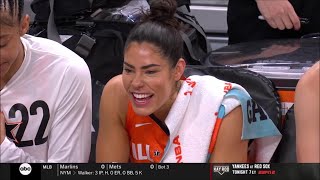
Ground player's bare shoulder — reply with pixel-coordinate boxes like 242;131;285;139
100;75;129;124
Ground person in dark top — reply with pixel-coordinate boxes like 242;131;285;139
227;0;320;44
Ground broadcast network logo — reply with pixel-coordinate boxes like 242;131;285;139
213;165;230;175
19;163;32;175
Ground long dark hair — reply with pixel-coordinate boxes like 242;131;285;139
124;0;183;68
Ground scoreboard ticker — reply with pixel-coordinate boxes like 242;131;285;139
0;163;319;180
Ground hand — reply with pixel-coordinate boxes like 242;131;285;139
256;0;301;30
0;112;6;144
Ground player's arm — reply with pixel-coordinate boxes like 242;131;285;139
295;62;320;163
96;75;130;163
209;106;248;163
46;62;92;162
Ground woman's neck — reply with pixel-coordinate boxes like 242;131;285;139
152;80;183;122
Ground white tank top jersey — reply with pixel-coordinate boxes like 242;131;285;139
0;34;92;163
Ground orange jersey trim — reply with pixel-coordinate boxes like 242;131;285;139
208;117;223;154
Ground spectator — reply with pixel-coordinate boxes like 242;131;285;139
227;0;320;44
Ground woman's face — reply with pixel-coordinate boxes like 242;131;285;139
122;42;184;118
0;13;29;86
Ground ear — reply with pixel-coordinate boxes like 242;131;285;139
19;15;30;36
173;58;186;81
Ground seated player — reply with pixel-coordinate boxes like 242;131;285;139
0;0;92;162
96;0;281;163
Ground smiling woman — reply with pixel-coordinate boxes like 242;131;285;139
122;42;183;120
96;0;281;163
